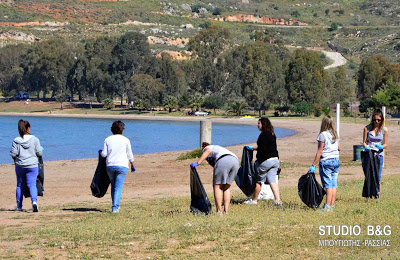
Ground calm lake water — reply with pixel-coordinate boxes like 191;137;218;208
0;115;295;165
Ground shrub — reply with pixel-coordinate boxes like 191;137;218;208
103;98;114;110
359;98;376;113
322;106;331;116
291;102;311;116
212;7;222;16
312;103;322;117
329;22;338;31
177;148;203;161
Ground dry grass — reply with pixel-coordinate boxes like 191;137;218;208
0;175;398;259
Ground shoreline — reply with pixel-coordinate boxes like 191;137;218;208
0;112;297;165
0;112;398;211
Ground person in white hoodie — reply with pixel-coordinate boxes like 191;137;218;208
100;120;135;213
10;119;43;212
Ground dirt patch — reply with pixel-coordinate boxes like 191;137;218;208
0;114;399;254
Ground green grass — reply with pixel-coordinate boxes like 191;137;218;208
1;175;398;259
177;148;203;161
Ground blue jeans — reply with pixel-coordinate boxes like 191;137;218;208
16;166;38;208
319;158;340;189
377;155;383;181
106;166;128;211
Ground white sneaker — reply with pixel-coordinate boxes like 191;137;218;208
244;199;258;205
15;207;22;212
32;202;39;212
112;208;119;213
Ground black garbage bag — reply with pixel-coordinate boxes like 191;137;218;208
24;156;44;197
361;150;380;198
90;154;109;198
190;166;212;215
235;147;256;197
298;171;326;208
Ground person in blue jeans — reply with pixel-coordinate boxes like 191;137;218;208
363;109;388;194
10;119;43;212
309;116;341;212
100;120;135;213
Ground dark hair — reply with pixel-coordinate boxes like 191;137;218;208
259;117;275;135
18;119;30;137
370;109;384;133
202;142;210;148
111;120;125;134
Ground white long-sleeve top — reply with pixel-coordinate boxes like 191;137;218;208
100;134;134;167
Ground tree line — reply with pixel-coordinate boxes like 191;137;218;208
0;26;399;115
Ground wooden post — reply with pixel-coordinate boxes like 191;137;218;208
200;120;212;147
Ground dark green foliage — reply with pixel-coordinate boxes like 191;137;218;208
358;98;377;113
329;22;338;31
127;74;165;110
103;98;114;110
291;102;311;116
203;94;226;114
373;81;400;111
0;44;26;95
212;7;222;16
163;96;179;113
312;103;322;117
291;10;300;17
109;32;155;105
341;101;351;116
158;53;186;98
199;21;212;29
357;55;400;100
286;49;326;104
322;106;331;116
186;25;230;94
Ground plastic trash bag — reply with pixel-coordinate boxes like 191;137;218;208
235;147;256;197
190;166;212;215
298;171;326;208
258;168;281;200
258;179;278;200
90;154;109;198
24;156;44;197
361;150;380;198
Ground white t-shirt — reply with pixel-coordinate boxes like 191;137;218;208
203;145;238;161
100;135;134;167
317;130;339;160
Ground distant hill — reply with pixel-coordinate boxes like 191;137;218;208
0;0;399;63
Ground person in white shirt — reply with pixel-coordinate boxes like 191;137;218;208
191;142;239;214
100;120;135;213
309;116;341;212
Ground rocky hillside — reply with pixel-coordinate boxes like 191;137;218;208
0;0;399;63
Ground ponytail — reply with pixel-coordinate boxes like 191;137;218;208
18;119;30;137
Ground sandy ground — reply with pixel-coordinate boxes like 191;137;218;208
0;114;399;227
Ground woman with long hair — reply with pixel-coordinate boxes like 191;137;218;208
309;116;341;212
362;109;388;194
244;117;281;206
10;119;43;212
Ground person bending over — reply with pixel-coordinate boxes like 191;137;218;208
191;142;239;214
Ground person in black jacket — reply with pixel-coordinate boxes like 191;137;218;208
244;117;281;206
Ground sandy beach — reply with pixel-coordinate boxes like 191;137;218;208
0;113;399;227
